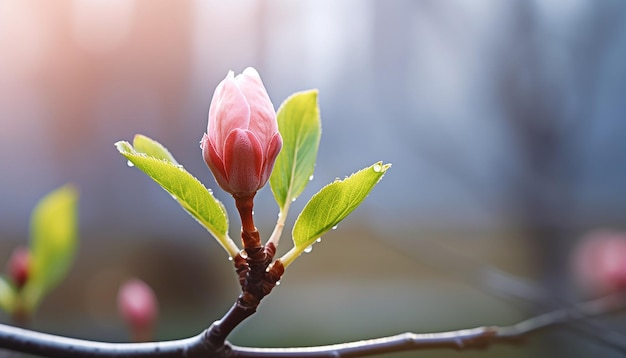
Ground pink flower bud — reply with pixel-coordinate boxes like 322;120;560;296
571;230;626;295
118;279;158;342
6;247;29;290
201;67;282;197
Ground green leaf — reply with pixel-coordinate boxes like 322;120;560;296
24;185;78;311
0;276;15;313
115;137;238;257
283;162;390;266
270;90;321;210
132;134;179;165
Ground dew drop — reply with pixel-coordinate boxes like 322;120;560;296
275;281;281;286
292;197;297;202
304;245;313;253
228;256;233;261
239;250;249;259
331;225;338;230
309;175;314;181
316;237;322;243
373;163;383;172
207;188;213;194
126;160;134;167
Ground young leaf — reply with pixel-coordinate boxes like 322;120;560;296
282;162;391;267
132;134;179;165
24;185;78;311
115;138;239;257
0;276;15;313
270;90;321;209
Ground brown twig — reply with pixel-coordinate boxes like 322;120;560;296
208;237;282;346
0;291;624;357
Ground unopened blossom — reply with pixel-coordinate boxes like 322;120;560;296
118;279;158;342
572;230;626;295
7;247;29;290
201;67;282;197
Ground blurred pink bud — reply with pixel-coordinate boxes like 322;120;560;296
118;279;158;342
6;247;29;290
571;230;626;295
201;67;282;197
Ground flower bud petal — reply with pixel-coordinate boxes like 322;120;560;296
208;71;251;154
201;133;228;188
203;67;282;197
259;132;283;186
235;67;277;145
223;129;263;195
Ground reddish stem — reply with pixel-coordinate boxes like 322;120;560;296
209;244;283;346
234;194;257;239
217;193;284;343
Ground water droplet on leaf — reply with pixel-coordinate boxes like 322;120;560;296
332;225;338;230
373;163;382;172
304;245;313;253
127;160;134;167
309;175;314;181
275;281;281;286
316;237;322;243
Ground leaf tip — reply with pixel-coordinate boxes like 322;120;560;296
304;88;319;98
60;184;79;201
372;162;391;174
133;134;147;143
43;184;79;208
115;140;134;154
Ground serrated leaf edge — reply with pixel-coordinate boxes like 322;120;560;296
115;140;239;257
280;161;390;267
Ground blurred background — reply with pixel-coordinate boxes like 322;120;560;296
1;0;626;357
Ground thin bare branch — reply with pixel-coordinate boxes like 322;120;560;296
230;293;626;357
399;239;626;353
1;292;624;358
0;323;212;357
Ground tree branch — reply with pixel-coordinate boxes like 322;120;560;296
0;323;212;357
1;292;623;357
228;292;625;357
397;239;626;353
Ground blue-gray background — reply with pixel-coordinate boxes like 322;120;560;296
1;1;626;357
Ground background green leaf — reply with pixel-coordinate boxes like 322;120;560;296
115;138;238;257
270;90;321;209
283;162;390;266
24;185;78;311
0;276;15;313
